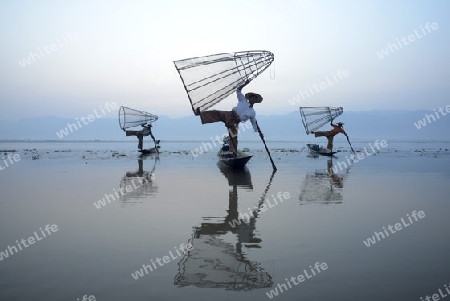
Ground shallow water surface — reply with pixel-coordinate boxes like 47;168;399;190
1;141;449;301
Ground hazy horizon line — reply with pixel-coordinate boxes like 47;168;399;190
1;139;450;143
2;108;448;122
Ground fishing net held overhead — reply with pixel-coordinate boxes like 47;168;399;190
300;107;343;135
174;50;274;113
118;106;158;131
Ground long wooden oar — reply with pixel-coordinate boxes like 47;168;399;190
256;122;277;171
149;127;160;154
345;133;355;154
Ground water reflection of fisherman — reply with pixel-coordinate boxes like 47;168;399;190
196;165;261;250
299;159;345;205
327;159;343;188
194;189;261;252
174;166;273;290
119;158;158;204
225;187;261;253
125;159;154;183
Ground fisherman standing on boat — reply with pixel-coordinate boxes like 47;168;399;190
125;123;159;151
311;121;347;152
195;80;263;157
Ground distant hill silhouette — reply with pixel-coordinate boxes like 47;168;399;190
0;110;449;142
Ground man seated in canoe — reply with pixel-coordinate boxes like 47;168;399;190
194;80;263;157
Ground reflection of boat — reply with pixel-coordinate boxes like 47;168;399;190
299;159;347;205
217;163;253;190
307;143;336;156
174;166;276;290
217;137;252;169
118;156;159;205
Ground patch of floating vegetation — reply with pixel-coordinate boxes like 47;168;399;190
111;152;126;157
170;150;191;155
276;148;299;153
1;149;16;153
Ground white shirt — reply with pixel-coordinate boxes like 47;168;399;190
233;89;258;132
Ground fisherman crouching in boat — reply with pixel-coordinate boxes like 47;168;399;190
194;80;263;157
311;121;347;152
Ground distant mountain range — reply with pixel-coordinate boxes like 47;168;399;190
0;110;449;142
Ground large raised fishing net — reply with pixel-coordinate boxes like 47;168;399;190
174;50;274;113
118;106;158;131
299;107;343;135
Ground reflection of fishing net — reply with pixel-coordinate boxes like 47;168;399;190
174;232;273;290
118;106;158;131
174;50;274;112
300;107;343;135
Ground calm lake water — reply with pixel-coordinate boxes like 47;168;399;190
1;141;449;301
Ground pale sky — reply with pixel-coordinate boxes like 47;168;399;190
1;0;449;121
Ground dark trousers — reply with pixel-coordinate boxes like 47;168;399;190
126;131;143;150
199;110;241;153
315;131;334;150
